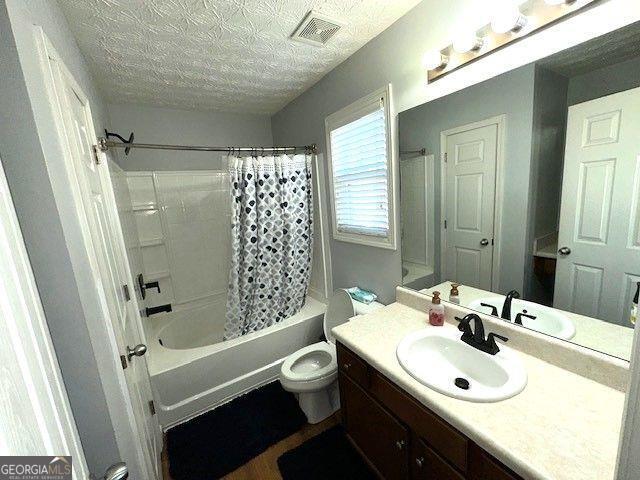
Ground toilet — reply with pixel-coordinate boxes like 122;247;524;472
279;289;383;424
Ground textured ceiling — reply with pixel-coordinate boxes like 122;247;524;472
58;0;423;114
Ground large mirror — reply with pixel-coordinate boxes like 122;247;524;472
399;22;640;361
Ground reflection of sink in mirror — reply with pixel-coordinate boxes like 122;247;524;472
396;328;527;402
469;296;576;340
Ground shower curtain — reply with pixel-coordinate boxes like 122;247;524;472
224;154;314;340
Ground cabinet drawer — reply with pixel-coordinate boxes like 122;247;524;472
412;437;464;480
470;444;522;480
337;343;369;388
341;374;409;479
369;371;468;472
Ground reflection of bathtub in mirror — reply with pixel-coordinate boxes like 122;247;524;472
422;281;635;361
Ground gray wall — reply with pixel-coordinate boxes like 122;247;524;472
567;56;640;106
108;104;273;171
1;0;120;475
399;65;537;294
271;0;478;304
526;66;569;304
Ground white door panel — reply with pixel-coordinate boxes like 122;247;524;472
0;158;89;478
444;123;498;290
555;87;640;326
47;53;160;478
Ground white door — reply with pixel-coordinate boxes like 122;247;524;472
45;46;160;477
0;157;89;479
443;123;498;290
555;87;640;325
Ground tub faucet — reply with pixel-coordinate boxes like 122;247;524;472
501;290;521;320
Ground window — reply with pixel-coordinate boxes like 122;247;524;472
325;85;397;249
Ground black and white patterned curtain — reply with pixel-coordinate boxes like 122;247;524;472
224;154;314;340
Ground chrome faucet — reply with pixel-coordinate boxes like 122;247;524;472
455;313;509;355
500;290;521;320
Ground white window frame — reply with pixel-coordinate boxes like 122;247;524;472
325;84;398;250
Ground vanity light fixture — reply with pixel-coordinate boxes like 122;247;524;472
425;0;598;83
423;50;449;70
491;4;528;34
452;33;484;54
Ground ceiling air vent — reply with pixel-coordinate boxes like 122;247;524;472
291;10;344;46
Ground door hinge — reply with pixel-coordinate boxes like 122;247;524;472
148;400;156;416
492;238;495;246
444;220;447;229
444;152;448;163
119;354;128;370
92;145;101;165
122;284;131;302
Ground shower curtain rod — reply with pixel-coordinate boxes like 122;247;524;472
97;138;317;154
400;148;426;156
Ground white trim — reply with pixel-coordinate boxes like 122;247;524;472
325;84;398;250
34;28;158;479
0;157;89;476
439;114;506;291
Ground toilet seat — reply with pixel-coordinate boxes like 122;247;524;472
280;341;337;383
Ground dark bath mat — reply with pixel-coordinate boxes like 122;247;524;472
167;381;306;479
278;425;376;480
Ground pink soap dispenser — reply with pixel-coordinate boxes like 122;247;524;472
429;291;445;326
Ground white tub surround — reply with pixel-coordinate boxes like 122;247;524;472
146;296;325;429
331;288;628;480
425;281;635;360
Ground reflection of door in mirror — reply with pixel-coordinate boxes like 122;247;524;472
442;120;499;291
555;87;640;326
400;154;435;288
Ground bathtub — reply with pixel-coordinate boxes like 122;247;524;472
145;296;326;429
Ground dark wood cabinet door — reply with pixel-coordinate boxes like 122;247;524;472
411;437;465;480
341;373;410;480
469;444;522;480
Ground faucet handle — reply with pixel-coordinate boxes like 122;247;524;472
485;333;508;355
514;312;536;325
480;302;499;316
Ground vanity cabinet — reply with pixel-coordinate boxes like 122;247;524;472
337;342;523;480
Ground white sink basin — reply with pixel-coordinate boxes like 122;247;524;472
468;297;576;340
396;328;527;402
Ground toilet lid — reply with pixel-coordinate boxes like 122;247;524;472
323;289;355;344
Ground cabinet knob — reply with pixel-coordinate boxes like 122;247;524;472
395;439;406;450
343;362;351;370
415;456;425;468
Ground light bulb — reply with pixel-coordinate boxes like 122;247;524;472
452;33;484;54
423;50;448;70
491;5;527;34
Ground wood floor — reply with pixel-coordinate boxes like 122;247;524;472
162;413;340;480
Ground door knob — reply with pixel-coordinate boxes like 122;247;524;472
558;247;571;256
415;456;425;468
480;238;489;246
102;462;128;480
126;344;147;361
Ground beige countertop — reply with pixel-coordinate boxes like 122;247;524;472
425;281;634;360
332;301;625;480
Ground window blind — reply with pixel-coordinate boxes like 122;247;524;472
329;102;389;237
